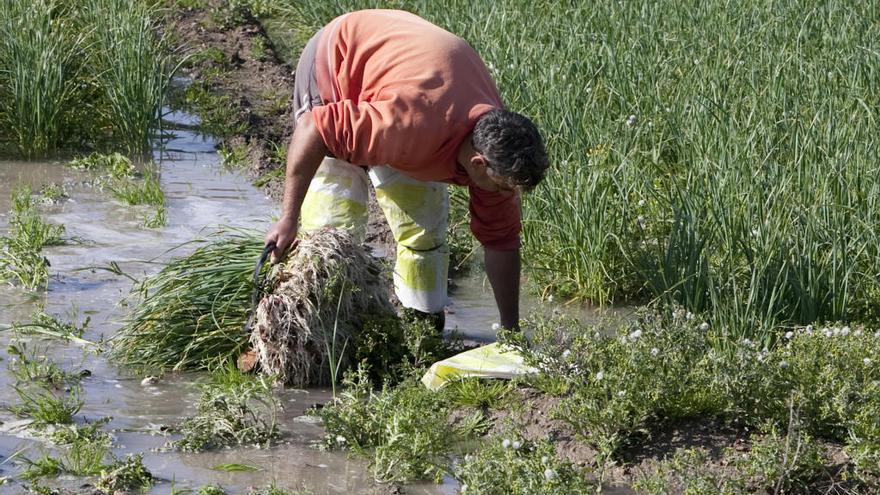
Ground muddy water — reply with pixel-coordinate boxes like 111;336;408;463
0;113;629;494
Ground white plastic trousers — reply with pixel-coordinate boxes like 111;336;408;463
300;157;450;313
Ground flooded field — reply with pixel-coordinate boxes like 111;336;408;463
0;116;463;494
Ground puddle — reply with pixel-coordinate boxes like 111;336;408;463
0;112;628;493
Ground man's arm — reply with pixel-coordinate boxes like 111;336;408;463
485;247;521;330
264;111;328;262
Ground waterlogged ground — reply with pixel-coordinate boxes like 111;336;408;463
0;116;458;494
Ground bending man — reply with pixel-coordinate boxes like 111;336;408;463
265;9;549;331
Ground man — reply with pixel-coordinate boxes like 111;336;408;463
264;9;548;332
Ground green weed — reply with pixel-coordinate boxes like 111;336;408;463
172;366;279;452
446;377;512;409
454;437;592;494
633;448;745;495
12;308;90;341
0;186;65;289
20;437;109;480
319;366;457;483
95;454;153;494
9;384;83;426
6;343;82;387
197;486;226;495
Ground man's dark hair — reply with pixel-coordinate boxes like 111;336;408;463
472;109;549;190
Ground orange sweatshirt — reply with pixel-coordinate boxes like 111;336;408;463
312;9;520;250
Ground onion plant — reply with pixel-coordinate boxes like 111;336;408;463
284;0;880;342
0;0;87;158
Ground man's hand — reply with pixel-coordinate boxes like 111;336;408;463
264;111;327;263
265;215;298;263
485;247;521;331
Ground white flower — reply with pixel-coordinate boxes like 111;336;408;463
650;347;660;357
547;294;554;302
699;322;710;331
823;327;833;337
865;358;872;366
779;360;789;369
335;435;346;444
833;327;842;336
544;468;557;480
637;215;646;228
626;114;637;126
741;338;753;347
502;439;511;449
512;440;522;450
617;390;626;397
562;349;571;359
491;323;501;331
854;329;863;337
785;331;794;339
841;326;850;336
541;456;549;465
665;106;672;113
465;454;473;462
685;312;695;321
595;371;604;381
461;484;468;493
875;331;880;338
805;325;813;333
629;329;643;340
637;199;646;207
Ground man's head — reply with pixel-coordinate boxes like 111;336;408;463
466;109;549;193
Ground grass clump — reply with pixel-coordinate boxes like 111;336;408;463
172;366;279;452
0;185;65;289
454;438;592;494
20;437;109;480
9;384;83;426
95;454;153;494
11;308;91;341
111;230;262;372
6;343;83;387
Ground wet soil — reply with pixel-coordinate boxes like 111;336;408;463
162;2;295;196
451;386;857;492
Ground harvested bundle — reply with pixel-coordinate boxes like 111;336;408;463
252;228;394;386
111;230;262;371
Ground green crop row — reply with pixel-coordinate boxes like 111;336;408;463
266;0;880;342
0;0;175;158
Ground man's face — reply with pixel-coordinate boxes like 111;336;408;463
467;157;519;195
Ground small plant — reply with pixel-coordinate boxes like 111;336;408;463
197;485;226;495
633;448;745;495
6;343;82;386
0;185;65;289
20;437;109;480
95;454;153;494
454;437;593;494
12;308;90;341
446;377;512;409
9;384;83;425
172;366;279;452
38;183;67;203
319;366;457;483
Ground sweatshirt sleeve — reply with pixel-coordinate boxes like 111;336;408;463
311;97;424;167
468;186;521;250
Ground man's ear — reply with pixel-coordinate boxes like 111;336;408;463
470;153;489;171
